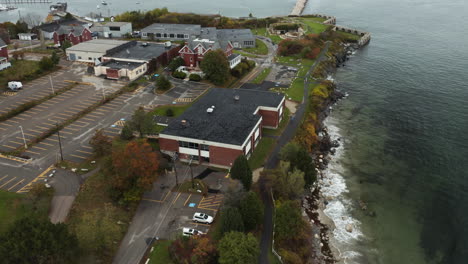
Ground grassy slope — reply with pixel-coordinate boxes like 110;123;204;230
243;39;268;55
148;240;174;264
248;137;276;170
0;60;40;87
263;107;290;137
297;18;331;34
252;28;283;44
252;67;272;84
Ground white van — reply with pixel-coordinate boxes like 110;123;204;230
8;81;23;91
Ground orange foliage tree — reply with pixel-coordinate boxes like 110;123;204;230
111;139;159;202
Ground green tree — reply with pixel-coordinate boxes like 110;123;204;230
263;161;305;200
274;201;305;242
0;218;79;264
200;49;230;85
230;155;253;190
219;207;244;235
120;123;134;140
51;50;60;65
89;129;112;157
280;142;316;186
239;191;264;231
168;56;185;72
218;232;259;264
61;40;72;51
156;74;171;91
38;56;54;71
129;107;153;137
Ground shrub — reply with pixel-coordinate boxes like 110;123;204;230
172;71;187;79
189;73;201;81
168;57;185;72
165;108;174;117
156;75;171;91
38;56;54;71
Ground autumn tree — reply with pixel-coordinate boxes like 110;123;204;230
192;236;218;264
120;123;134;140
156;74;171;91
89;129;112;157
200;49;230;85
128;107;153;137
230;155;253;190
218;232;259;264
274;201;307;244
111;139;159;202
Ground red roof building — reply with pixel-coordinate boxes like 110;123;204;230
53;25;93;46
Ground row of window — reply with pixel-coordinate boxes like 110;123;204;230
179;141;209;151
243;40;254;46
142;32;190;39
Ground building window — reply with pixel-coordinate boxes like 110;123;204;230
201;144;209;151
184;34;189;39
244;40;254;46
163;33;168;38
179;141;199;149
156;33;161;38
177;34;184;39
78;56;82;59
109;26;120;31
190;57;193;62
169;33;175;38
142;32;147;37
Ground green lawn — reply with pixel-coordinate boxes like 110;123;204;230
248;137;276;169
0;60;41;88
297;18;332;34
233;50;259;58
286;78;305;102
275;56;313;67
263;107;290;137
148;240;174;264
336;30;362;41
243;39;268;55
252;67;272;84
252;27;283;44
175;179;208;195
300;16;327;23
149;104;192;117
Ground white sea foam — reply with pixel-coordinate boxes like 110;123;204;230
320;117;363;262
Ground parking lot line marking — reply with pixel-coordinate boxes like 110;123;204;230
1;123;12;127
23;132;36;137
77;150;93;155
17;165;55;193
82;145;93;149
70;154;88;159
35;125;49;130
0;177;16;188
81;117;95;121
60;131;73;135
163;191;171;202
8;179;24;191
6;119;19;123
0;127;5;130
0;175;8;181
9;141;23;145
195;223;212;227
2;145;17;149
196;207;218;212
15;116;26;120
171;193;182;206
33;146;47;151
25;150;40;155
28;129;43;133
39;142;54;146
142;198;163;203
45;138;58;142
184;194;192;206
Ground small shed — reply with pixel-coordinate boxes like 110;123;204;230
18;33;38;41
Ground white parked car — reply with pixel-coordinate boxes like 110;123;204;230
182;228;204;237
8;81;23;91
192;212;213;224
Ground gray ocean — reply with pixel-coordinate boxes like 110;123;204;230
2;0;468;263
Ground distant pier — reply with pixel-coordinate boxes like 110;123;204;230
290;0;308;16
1;0;51;3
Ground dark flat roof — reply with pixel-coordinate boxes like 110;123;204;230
106;41;178;61
100;59;145;70
161;88;284;146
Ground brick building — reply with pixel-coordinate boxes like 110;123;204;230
178;38;240;69
53;25;93;46
0;38;10;71
159;88;285;168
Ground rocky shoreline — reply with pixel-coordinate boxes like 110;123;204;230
301;43;359;264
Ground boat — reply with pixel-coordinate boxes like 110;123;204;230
101;0;108;5
0;4;17;11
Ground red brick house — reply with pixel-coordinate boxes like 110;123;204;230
179;39;241;69
53;25;93;46
159;88;285;168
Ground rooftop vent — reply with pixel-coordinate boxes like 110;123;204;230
181;119;188;126
234;95;240;101
207;107;214;113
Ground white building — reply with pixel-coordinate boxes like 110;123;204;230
18;33;37;41
65;39;129;63
91;22;133;38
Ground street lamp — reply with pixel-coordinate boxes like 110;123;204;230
18;126;27;149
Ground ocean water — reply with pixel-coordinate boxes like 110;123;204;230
2;0;468;263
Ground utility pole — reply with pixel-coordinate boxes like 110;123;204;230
101;87;106;100
56;123;63;161
172;153;179;187
19;126;27;149
189;155;194;189
49;75;55;94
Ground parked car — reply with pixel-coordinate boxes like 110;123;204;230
8;81;22;91
192;212;213;224
182;228;204;237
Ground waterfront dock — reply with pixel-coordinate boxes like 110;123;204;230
290;0;308;16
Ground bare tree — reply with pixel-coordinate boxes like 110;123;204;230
20;13;43;28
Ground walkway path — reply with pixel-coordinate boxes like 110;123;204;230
290;0;309;16
258;41;331;264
